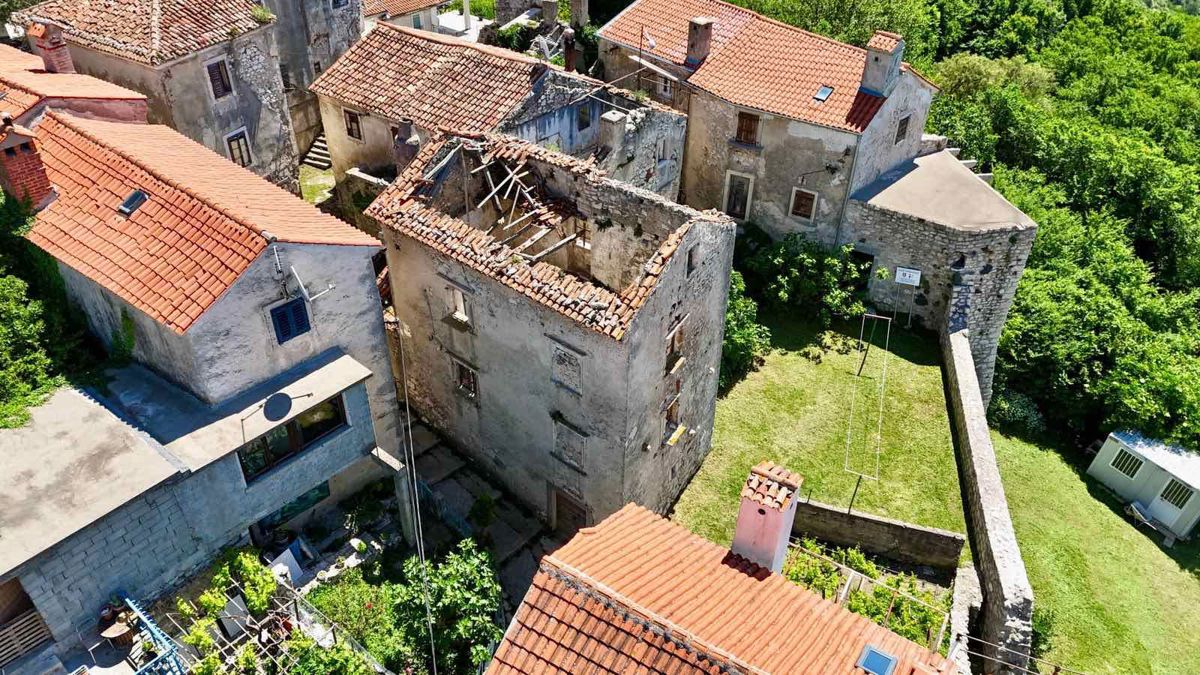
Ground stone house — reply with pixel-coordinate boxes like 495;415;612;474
11;0;361;189
0;98;406;668
309;24;687;228
365;133;735;534
598;0;1036;399
362;0;442;34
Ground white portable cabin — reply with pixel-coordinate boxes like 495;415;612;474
1087;430;1200;539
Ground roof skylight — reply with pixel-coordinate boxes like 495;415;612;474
857;645;897;675
118;189;148;216
814;85;834;102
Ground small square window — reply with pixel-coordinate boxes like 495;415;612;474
576;105;592;131
735;112;759;145
857;646;897;675
118;189;148;216
894;114;911;145
313;61;323;75
344;109;363;141
814;85;834;101
790;188;817;220
454;359;478;398
226;130;252;167
270;297;311;344
207;59;233;99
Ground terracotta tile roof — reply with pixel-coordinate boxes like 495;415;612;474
367;134;718;341
13;0;269;65
599;0;932;133
492;504;956;674
26;112;377;333
310;24;545;132
0;43;47;71
0;68;145;119
741;461;803;511
867;30;903;51
363;0;439;17
0;80;42;120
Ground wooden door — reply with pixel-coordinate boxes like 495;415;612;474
554;490;587;537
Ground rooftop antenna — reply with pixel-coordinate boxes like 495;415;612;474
843;312;891;513
290;266;335;302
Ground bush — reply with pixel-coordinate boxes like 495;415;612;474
307;569;416;672
988;390;1048;436
743;233;871;326
719;270;771;391
445;0;496;19
286;635;374;675
495;20;537;52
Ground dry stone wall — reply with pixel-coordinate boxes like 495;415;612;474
791;499;965;569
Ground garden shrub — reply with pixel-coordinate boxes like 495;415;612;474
286;635;373;675
743;234;871;326
719;270;771;391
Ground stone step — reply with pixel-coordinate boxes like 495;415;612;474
307;149;331;162
414;444;464;484
409;424;440;456
302;157;332;170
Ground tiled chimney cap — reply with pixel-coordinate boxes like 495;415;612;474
866;30;903;52
741;461;803;510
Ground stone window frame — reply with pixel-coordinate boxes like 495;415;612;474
721;170;755;221
550;413;588;474
225;127;254;168
656;74;673;101
894;113;912;146
548;335;585;395
343;107;365;143
450;355;479;400
789;186;819;223
203;55;236;104
734;110;761;146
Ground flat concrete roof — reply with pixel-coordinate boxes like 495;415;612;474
103;350;373;472
853;150;1036;232
0;388;179;576
0;350;373;575
1112;430;1200;492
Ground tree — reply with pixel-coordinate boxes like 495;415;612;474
719;270;771;392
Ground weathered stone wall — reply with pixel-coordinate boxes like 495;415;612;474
681;90;857;242
842;201;1035;402
943;326;1033;672
791;499;966;569
496;0;535;25
318;96;401;181
849;73;936;193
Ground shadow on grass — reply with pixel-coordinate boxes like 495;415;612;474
760;311;943;367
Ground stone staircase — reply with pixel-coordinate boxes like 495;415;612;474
302;134;331;170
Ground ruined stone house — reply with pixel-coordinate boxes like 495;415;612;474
12;0;364;189
598;0;1036;399
365;133;735;533
309;24;688;229
0;62;407;668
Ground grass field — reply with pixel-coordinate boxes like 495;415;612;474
299;165;335;205
993;432;1200;675
672;313;966;548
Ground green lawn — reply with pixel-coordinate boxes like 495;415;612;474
300;165;335;205
672;314;966;547
994;432;1200;675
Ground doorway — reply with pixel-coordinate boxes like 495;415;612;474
723;171;753;220
553;489;588;538
1149;477;1193;530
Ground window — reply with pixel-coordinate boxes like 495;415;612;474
226;129;252;167
453;359;478;398
665;319;685;374
656;138;669;163
551;343;583;393
1160;478;1194;510
553;417;586;470
663;385;684;446
657;75;673;99
332;0;348;8
270;298;311;344
449;287;469;324
576;104;591;131
894;114;911;145
344;109;363;141
412;12;422;28
686;246;698;276
237;395;347;482
207;59;233;99
1110;448;1144;479
313;61;323;75
724;171;752;220
735;112;759;145
814;85;834;102
790;188;817;221
118;189;148;215
279;64;292;92
857;646;897;675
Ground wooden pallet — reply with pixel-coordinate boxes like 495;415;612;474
0;609;52;668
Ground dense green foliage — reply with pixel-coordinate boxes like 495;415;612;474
783;539;948;649
719;270;771;391
285;636;374;675
444;0;497;19
308;539;502;675
742;232;872;326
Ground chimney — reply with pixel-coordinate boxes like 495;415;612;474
0;114;54;210
563;27;577;72
861;30;904;97
730;461;803;574
27;21;75;74
685;17;714;68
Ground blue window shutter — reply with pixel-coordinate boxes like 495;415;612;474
270;298;310;344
